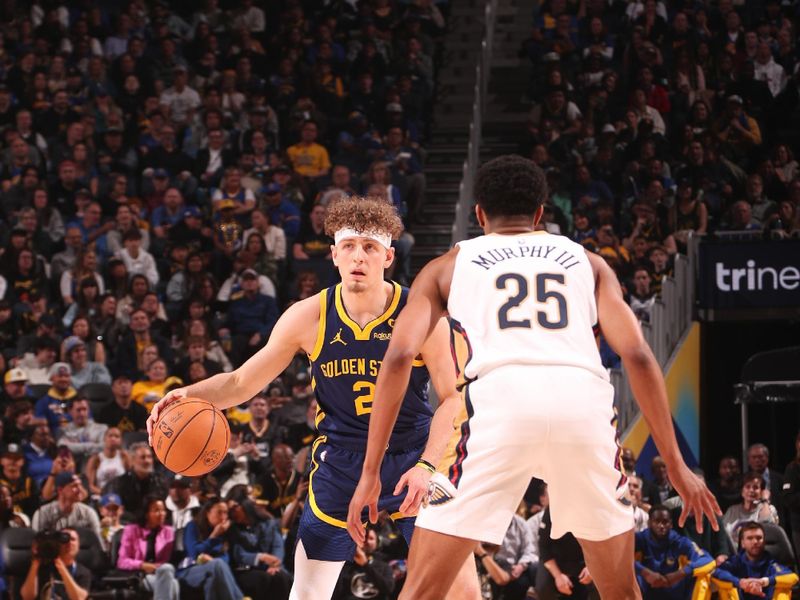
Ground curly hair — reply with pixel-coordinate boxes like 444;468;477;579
474;155;548;218
323;195;403;240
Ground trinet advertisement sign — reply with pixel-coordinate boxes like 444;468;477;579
697;239;800;314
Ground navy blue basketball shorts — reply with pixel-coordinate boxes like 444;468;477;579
298;436;420;561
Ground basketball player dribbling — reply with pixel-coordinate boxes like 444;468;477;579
146;196;479;600
347;155;722;600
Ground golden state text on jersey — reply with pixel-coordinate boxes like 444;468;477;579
308;282;432;451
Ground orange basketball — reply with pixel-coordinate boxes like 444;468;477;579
152;397;230;476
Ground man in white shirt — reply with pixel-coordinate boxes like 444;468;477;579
754;40;786;97
116;229;159;287
159;65;201;125
165;476;200;530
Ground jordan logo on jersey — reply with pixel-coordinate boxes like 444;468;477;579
329;328;347;346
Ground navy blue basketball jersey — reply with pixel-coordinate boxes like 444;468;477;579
308;281;432;452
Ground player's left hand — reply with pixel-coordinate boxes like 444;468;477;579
669;463;722;532
347;472;381;547
394;464;432;516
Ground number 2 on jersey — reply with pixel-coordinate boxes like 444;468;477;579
496;273;568;330
353;380;375;415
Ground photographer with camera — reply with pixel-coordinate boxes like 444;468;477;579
21;528;91;600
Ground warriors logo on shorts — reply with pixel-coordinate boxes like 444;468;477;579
425;472;458;507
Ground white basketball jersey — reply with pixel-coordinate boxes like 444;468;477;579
448;231;608;383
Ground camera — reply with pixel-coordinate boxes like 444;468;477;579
35;530;71;563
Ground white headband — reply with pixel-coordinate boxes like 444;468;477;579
334;228;392;249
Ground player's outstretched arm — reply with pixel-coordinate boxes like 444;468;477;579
347;251;454;545
147;295;319;444
394;317;462;515
589;252;721;531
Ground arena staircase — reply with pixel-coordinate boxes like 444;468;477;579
410;1;488;274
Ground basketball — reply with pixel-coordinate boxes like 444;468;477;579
152;397;230;476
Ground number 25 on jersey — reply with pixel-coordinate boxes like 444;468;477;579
496;272;568;330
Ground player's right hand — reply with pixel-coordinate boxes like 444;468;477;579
147;387;188;446
347;472;381;547
669;462;722;533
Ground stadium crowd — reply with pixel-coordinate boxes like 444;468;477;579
0;0;798;598
515;0;800;333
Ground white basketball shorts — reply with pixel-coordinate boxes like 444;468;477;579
416;364;634;544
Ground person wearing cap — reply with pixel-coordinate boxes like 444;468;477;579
57;396;108;470
63;336;111;389
225;268;279;366
0;442;41;517
31;470;102;539
286;120;331;180
1;368;32;407
97;492;125;551
167;476;200;529
262;180;302;241
148;196;480;599
167;203;214;254
34;363;78;435
715;94;762;158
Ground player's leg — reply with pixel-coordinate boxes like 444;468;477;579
391;515;480;600
288;540;345;600
542;369;640;600
398;528;479;600
577;530;641;600
444;552;482;600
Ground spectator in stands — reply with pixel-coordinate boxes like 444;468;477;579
131;358;182;412
95;375;148;433
97;493;124;552
85;427;129;498
484;504;539;600
1;443;41;517
650;455;679;504
635;505;716;599
32;471;101;540
166;476;199;530
255;444;301;517
113;308;173;380
117;495;180;600
783;430;800;562
713;521;799;600
628;476;651;532
723;471;780;547
226;269;278;367
629;266;656;323
710;456;744;513
1;367;33;407
334;525;393;600
287;120;332;183
34;362;78;435
57;397;107;471
748;444;785;509
116;229;159;288
106;442;169;518
228;498;291;599
20;527;91;600
536;506;598;599
179;499;245;600
63;337;111;389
